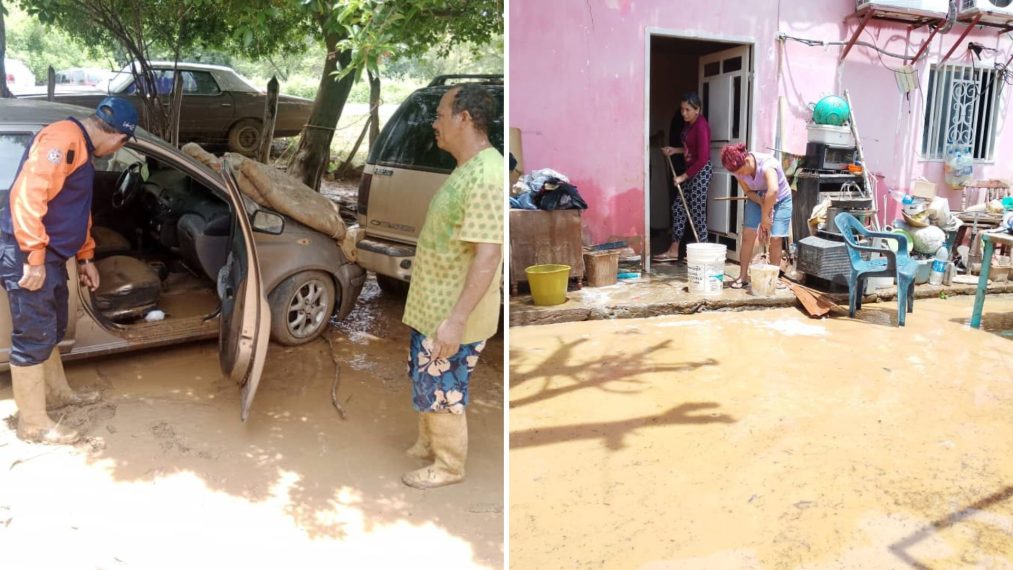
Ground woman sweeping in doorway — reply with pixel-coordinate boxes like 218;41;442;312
655;92;711;262
720;143;794;289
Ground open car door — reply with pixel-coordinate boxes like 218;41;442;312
217;158;271;421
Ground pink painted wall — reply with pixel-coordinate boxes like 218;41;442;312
510;0;1013;247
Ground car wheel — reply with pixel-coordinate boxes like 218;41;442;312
268;271;336;346
376;274;409;296
227;118;262;157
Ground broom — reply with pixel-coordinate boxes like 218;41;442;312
663;153;699;242
781;278;844;318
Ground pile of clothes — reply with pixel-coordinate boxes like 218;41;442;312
510;168;588;211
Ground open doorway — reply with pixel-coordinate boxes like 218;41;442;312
646;32;754;269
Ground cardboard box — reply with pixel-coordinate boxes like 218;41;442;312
911;177;937;199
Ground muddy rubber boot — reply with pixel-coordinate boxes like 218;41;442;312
402;411;467;489
43;349;100;410
405;413;433;459
12;363;80;445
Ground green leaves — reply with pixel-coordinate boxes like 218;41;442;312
314;0;502;77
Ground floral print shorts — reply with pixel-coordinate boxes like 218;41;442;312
407;329;486;414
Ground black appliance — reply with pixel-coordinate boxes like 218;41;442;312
804;142;858;171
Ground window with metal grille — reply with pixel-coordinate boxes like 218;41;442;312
921;63;1001;161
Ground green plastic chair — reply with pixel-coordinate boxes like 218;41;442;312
834;212;920;326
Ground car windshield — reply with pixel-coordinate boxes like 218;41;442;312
0;133;32;191
368;86;505;173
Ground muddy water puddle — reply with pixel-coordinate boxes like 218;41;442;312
511;294;1013;569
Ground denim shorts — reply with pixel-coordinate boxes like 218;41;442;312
743;196;793;237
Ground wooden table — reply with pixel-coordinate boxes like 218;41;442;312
970;230;1013;329
509;209;585;294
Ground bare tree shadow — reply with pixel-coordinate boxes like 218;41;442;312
510;337;719;409
511;402;736;451
889;485;1013;570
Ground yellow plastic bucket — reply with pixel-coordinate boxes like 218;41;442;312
525;264;571;306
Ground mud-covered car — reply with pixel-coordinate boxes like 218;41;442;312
353;75;504;293
0;100;365;419
20;62;313;156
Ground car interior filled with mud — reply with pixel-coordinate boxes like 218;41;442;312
89;148;231;326
0;100;366;417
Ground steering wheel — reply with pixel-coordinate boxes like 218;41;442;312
112;162;144;209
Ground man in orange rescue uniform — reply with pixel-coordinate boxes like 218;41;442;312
1;97;136;444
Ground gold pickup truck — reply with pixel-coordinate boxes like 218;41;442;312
352;75;503;293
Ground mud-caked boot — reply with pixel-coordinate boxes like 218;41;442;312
43;349;100;410
405;413;433;460
12;363;80;445
402;411;467;489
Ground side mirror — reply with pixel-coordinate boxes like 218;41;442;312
252;210;284;235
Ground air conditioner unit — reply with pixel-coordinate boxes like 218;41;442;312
857;0;950;19
959;0;1013;24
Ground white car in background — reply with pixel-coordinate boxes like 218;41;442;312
55;67;112;87
4;58;35;94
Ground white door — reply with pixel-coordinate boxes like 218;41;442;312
699;45;751;262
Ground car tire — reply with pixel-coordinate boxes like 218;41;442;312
227;118;262;156
376;274;409;296
268;271;336;346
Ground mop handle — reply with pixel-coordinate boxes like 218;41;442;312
664;153;700;243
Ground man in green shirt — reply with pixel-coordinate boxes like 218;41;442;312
401;84;503;489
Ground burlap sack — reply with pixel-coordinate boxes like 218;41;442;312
182;143;347;243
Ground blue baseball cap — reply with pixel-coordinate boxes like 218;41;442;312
96;96;138;139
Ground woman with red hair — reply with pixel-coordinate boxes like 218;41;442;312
720;143;794;288
655;92;711;262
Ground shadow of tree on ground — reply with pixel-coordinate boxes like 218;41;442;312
511;402;735;451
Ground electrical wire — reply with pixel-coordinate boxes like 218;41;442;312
777;33;916;61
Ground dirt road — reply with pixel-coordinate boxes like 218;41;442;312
0;279;504;569
510;294;1013;569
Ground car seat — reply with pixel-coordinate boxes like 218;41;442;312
177;212;230;279
91;226;132;258
92;255;162;322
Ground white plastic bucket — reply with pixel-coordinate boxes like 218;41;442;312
749;263;780;297
686;243;727;296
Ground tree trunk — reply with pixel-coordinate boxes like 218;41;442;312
287;32;357;191
368;70;380;151
168;72;184;147
0;6;12;99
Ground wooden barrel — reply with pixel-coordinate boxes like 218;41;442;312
583;251;620;287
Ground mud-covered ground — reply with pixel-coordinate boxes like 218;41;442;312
511;294;1013;569
0;278;504;569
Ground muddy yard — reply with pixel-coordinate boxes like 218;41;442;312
510;294;1013;569
0;278;504;569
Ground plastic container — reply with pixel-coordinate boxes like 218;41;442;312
806;124;855;147
884;227;915;254
812;95;850;126
929;247;947;285
915;259;932;284
525;264;571;306
749;263;780;297
686;243;727;296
